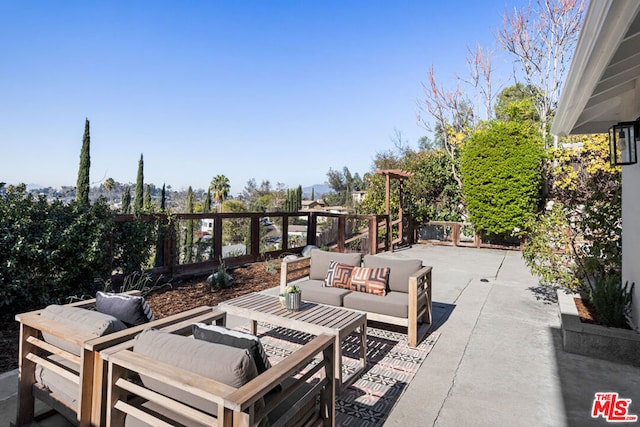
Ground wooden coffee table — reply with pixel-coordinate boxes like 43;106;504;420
218;293;367;389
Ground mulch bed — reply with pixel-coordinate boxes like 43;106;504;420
0;261;284;374
574;297;631;329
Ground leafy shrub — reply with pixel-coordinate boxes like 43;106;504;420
522;203;580;289
460;121;543;238
0;185;113;319
111;217;158;274
590;276;633;328
208;258;232;290
523;135;621;295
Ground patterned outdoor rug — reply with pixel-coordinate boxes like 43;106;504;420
250;322;440;426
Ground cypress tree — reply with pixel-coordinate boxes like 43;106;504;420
121;185;131;214
134;154;144;213
204;190;212;213
144;184;152;210
296;185;302;211
160;183;166;211
311;187;315;201
76;118;91;205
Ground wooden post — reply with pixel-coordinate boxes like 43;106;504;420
368;216;377;255
384;174;391;215
385;216;391;252
307;212;317;247
282;214;289;251
166;218;176;276
398;178;404;246
16;323;37;426
214;215;223;262
250;215;260;260
453;223;460;246
337;215;346;252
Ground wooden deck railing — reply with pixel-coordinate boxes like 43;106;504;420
112;211;390;279
110;213;522;280
413;221;523;250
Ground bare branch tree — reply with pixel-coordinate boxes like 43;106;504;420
418;66;474;188
497;0;584;145
464;43;497;122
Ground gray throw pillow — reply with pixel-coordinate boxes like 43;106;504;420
96;291;155;327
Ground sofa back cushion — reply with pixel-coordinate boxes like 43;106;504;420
192;323;271;374
96;291;155;327
40;305;127;356
309;249;362;280
133;329;259;415
363;255;423;293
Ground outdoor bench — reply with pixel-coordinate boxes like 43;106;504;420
281;248;432;347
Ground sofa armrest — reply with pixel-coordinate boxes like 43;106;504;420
280;255;311;294
227;333;335;411
86;305;222;352
407;266;433;347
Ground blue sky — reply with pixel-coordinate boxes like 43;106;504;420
0;1;526;195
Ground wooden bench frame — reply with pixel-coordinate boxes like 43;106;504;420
104;331;336;427
281;256;433;347
15;292;225;427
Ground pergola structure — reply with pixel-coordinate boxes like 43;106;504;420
374;169;414;251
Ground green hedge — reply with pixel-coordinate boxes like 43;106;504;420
460;121;543;237
0;185;114;319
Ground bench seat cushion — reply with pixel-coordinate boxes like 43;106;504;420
363;255;423;293
343;291;426;318
133;329;259;416
299;279;351;306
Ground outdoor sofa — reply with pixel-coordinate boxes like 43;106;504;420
15;290;225;427
281;248;432;347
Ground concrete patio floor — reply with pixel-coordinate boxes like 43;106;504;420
1;245;639;426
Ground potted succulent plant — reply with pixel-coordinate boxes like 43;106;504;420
281;285;301;311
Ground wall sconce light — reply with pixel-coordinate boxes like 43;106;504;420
609;121;638;166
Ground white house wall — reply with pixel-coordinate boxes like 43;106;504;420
623;165;640;331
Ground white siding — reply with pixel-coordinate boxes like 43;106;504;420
622;164;640;331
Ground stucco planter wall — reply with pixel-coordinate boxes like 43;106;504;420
557;290;640;367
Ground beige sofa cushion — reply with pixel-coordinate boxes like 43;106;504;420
35;354;80;409
309;249;362;280
363;255;423;293
133;329;259;416
40;305;127;356
300;279;351;306
133;329;268;426
343;290;427;318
